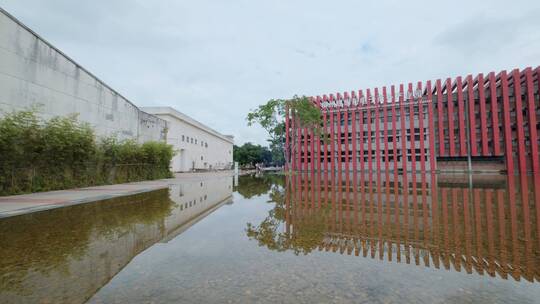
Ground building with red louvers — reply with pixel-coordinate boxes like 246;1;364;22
285;66;540;174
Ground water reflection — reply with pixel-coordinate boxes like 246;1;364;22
247;172;540;283
0;176;233;304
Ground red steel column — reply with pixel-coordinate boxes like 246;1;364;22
436;79;446;156
417;81;426;172
367;89;373;173
489;72;501;155
456;76;467;156
408;83;417;172
323;95;329;172
426;80;436;171
399;84;408;171
285;103;290;171
512;69;527;173
291;110;296;170
311;121;315;172
335;94;342;175
304;125;308;171
359;90;365;173
383;87;389;172
466;75;478;156
329;95;335;174
525;68;539;173
391;85;399;172
477;74;489;156
309;97;315;172
352;91;358;173
296;110;302;171
446;78;456;156
500;71;514;174
316;96;322;172
375;88;382;173
343;92;350;174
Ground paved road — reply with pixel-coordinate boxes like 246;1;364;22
0;171;235;219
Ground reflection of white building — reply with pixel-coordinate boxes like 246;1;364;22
162;175;233;242
1;176;234;303
142;107;234;172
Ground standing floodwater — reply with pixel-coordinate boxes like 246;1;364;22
1;173;539;303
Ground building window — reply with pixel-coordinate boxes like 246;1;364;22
195;139;197;144
191;138;193;144
182;135;185;141
205;143;208;148
201;156;204;160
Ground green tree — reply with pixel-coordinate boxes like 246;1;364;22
247;95;323;170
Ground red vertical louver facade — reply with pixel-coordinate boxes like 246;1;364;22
285;66;540;174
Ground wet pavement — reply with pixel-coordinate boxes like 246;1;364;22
0;171;234;218
1;172;539;303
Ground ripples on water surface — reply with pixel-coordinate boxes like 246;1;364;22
1;172;540;303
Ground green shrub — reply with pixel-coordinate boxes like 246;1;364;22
0;109;174;196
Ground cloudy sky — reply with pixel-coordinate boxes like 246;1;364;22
1;0;539;145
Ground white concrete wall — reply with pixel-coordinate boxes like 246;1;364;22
142;107;234;172
0;8;167;142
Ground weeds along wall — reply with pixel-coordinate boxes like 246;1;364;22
0;110;174;196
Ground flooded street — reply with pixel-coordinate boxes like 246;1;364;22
1;173;540;303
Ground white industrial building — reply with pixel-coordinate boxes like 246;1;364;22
0;8;235;173
142;107;234;172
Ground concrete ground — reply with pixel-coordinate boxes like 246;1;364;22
0;171;235;219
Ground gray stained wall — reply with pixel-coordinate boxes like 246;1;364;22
0;8;167;142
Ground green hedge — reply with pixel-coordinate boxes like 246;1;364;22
0;109;174;196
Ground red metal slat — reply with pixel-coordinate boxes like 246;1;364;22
359;90;365;173
322;96;328;172
489;72;501;155
383;87;390;172
351;91;358;173
399;84;408;171
436;79;445;156
316;96;322;172
285;103;290;171
408;83;417;172
297;110;302;171
512;69;527;173
344;93;350;174
304;125;308;171
477;74;489;155
447;78;456;156
336;95;342;175
500;71;514;174
426;80;436;171
525;68;539;173
391;85;399;172
367;89;373;173
309;97;315;172
329;95;335;174
456;76;467;156
417;82;426;172
375;88;382;173
466;75;478;156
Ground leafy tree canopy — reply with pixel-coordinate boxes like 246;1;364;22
246;95;323;168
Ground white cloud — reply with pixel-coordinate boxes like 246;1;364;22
1;0;539;145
